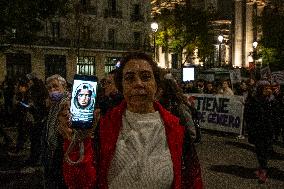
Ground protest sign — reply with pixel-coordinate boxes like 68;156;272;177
186;93;244;134
271;71;284;84
229;69;241;84
260;66;271;79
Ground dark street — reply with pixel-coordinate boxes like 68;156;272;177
1;127;283;189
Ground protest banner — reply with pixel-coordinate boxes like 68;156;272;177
229;69;241;84
271;71;284;85
186;93;244;134
260;66;271;80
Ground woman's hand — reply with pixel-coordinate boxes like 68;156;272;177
58;101;73;140
58;100;95;140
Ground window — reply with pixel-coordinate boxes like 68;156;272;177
108;0;116;11
131;4;143;21
45;55;66;78
6;53;31;79
80;0;90;12
133;4;140;15
105;57;120;74
133;32;141;49
108;29;115;43
82;26;91;41
52;22;60;39
77;56;96;75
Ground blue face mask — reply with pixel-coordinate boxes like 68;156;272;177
49;91;64;102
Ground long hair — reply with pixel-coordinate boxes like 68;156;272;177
160;79;189;114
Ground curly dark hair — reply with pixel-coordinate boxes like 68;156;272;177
114;52;161;93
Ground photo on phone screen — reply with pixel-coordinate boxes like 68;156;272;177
70;75;97;129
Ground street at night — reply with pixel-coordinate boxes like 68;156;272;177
1;127;283;189
1;0;284;188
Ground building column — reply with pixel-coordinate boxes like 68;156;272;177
0;53;6;82
66;50;77;82
233;0;244;67
31;49;44;81
96;53;106;80
245;2;254;68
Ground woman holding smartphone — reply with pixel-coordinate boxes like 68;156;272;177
58;52;203;189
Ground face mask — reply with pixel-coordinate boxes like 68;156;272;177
49;91;64;102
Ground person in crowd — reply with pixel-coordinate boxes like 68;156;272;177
95;69;124;116
24;73;49;165
0;85;13;149
184;80;199;94
196;79;205;94
58;52;203;189
270;83;283;144
245;80;274;183
11;77;33;154
42;74;69;189
2;76;15;126
246;78;256;98
204;81;217;94
218;80;234;96
159;77;200;143
235;80;248;96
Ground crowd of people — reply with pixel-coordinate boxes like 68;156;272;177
178;76;284;183
0;51;283;187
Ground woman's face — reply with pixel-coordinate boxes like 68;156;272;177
222;81;229;88
207;83;213;90
262;86;272;97
46;79;65;94
122;59;157;113
78;89;91;107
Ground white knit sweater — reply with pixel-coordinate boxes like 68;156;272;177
107;110;174;189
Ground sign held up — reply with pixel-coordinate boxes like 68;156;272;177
186;93;244;134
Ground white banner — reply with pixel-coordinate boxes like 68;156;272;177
229;69;241;84
260;66;271;79
271;71;284;84
186;93;244;134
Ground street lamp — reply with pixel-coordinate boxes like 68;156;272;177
151;22;158;61
218;35;223;67
252;41;258;68
253;41;258;49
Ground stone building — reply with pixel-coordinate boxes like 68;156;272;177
151;0;274;69
0;0;152;83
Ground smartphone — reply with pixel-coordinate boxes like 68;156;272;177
70;74;98;129
20;101;30;108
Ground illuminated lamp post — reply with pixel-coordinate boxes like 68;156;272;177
151;22;158;61
218;35;224;67
253;41;258;65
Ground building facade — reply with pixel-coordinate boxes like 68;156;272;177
0;0;152;83
151;0;276;69
151;0;233;69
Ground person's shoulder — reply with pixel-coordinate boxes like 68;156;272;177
155;102;183;129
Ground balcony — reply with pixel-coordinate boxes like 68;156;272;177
104;9;123;18
1;35;151;52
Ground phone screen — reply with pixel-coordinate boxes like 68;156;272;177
70;74;98;129
20;101;30;108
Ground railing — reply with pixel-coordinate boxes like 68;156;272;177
1;35;151;52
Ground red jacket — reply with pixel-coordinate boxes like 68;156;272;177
63;101;203;189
